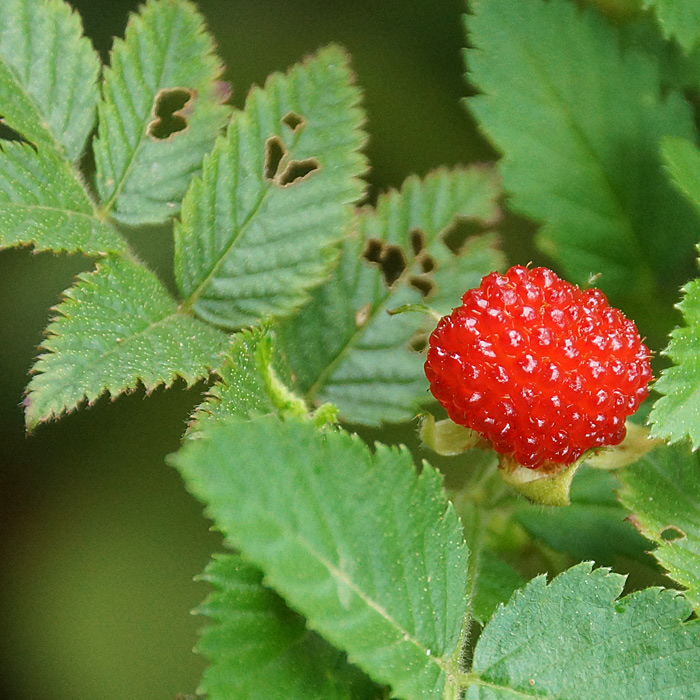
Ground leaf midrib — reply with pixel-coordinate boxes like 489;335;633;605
477;5;657;286
181;110;306;311
100;6;183;215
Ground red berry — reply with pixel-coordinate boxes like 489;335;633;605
424;266;651;469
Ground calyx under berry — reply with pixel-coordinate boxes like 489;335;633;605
424;265;652;471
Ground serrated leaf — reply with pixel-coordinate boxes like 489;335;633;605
190;322;295;428
619;443;700;610
465;0;698;309
0;0;100;160
0;0;121;254
196;554;379;700
171;415;468;700
649;277;700;446
643;0;700;53
94;0;230;225
0;141;126;254
515;465;652;565
25;256;230;428
279;168;503;425
174;44;367;329
466;562;700;699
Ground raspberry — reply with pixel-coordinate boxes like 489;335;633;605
424;266;651;469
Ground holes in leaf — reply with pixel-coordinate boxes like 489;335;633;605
147;88;194;140
363;238;383;264
362;239;406;287
409;331;428;353
278;157;320;186
264;136;287;181
410;229;425;255
660;526;685;542
410;275;435;298
380;245;406;286
282;111;304;131
419;254;436;273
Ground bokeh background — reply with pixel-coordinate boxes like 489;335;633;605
0;0;635;699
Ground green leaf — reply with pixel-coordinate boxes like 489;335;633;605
467;562;700;698
515;465;652;565
94;0;231;225
643;0;700;53
25;256;230;428
196;554;379;700
0;141;126;254
465;0;698;308
175;44;367;329
649;277;700;446
0;0;123;254
190;322;298;428
279;168;503;425
660;136;700;216
171;415;468;700
469;549;525;627
0;0;100;161
619;443;700;610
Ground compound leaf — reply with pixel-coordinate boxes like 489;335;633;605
0;141;126;254
619;443;700;610
466;563;700;699
94;0;231;225
279;167;503;425
0;0;100;161
465;0;698;311
174;44;368;329
171;415;468;700
196;554;379;700
643;0;700;53
649;276;700;446
25;256;229;428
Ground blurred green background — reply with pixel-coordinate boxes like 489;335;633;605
0;1;504;698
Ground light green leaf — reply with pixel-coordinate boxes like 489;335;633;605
0;0;100;161
649;278;700;446
466;562;700;699
643;0;700;53
0;141;126;254
465;0;698;308
660;136;700;216
0;0;121;254
171;415;468;700
619;443;700;610
279;168;503;425
516;465;652;565
195;554;379;700
94;0;230;225
190;322;297;428
175;44;367;329
25;256;230;428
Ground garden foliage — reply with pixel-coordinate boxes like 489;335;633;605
4;0;700;697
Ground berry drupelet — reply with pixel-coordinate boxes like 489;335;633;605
424;266;652;469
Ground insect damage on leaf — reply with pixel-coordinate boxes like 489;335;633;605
147;87;195;140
